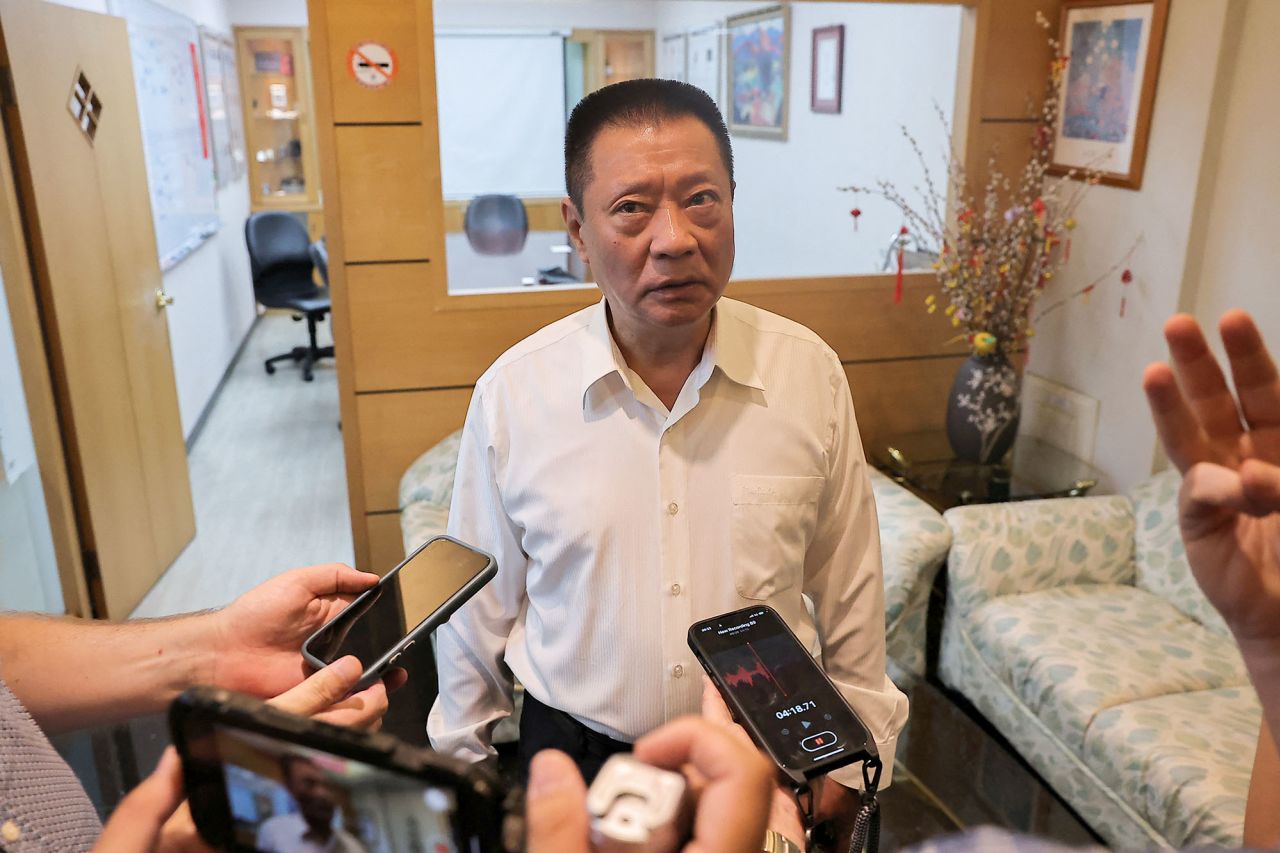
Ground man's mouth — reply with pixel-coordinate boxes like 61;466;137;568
651;279;698;292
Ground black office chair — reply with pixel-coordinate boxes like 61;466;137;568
244;212;334;382
463;194;529;255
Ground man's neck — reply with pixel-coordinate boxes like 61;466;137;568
607;307;712;411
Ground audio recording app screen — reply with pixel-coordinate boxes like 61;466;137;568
697;608;870;772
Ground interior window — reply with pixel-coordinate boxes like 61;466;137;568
433;1;963;294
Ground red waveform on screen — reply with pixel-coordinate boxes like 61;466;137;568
725;659;773;689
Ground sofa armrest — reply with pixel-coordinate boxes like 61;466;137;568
943;495;1135;617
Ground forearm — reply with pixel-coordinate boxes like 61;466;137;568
1239;638;1280;743
0;612;216;733
1244;719;1280;848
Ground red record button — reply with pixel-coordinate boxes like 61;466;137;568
801;731;838;752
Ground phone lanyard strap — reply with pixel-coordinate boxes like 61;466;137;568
846;758;883;853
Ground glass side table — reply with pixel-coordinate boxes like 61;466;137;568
870;431;1102;512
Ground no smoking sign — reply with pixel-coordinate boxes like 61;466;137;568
347;41;397;88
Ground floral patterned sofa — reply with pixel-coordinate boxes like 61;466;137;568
399;429;951;677
939;470;1260;849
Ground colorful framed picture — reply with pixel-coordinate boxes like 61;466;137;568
1050;0;1170;189
726;5;790;140
810;25;844;114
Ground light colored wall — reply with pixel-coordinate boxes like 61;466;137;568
433;0;657;30
1184;0;1280;357
1026;0;1234;493
653;1;962;279
49;0;258;439
225;0;305;27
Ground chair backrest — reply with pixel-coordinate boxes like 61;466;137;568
244;211;312;283
244;212;316;306
309;238;329;287
463;194;529;256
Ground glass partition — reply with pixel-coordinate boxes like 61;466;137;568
433;1;963;294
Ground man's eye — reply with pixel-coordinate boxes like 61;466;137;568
689;191;716;206
616;201;642;215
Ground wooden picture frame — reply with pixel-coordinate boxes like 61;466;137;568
1049;0;1169;189
810;24;844;114
725;5;790;140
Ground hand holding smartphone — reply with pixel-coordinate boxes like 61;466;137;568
302;535;497;692
688;605;877;788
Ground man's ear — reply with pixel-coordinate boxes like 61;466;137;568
730;179;736;200
562;197;589;263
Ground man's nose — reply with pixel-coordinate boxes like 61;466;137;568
650;205;697;257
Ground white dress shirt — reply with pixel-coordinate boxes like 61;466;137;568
427;297;908;787
255;812;364;853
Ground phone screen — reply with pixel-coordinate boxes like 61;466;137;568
211;724;463;852
306;537;492;668
690;606;873;776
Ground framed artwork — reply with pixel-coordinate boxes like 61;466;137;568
686;24;721;107
661;31;688;83
810;24;844;114
726;5;790;140
1050;0;1169;189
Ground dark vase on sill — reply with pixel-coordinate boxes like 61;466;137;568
945;353;1021;464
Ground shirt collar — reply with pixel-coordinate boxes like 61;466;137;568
579;298;766;412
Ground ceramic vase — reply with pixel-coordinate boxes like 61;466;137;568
945;354;1020;464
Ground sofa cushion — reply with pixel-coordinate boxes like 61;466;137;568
1081;687;1260;848
967;585;1249;753
399;429;462;511
1129;470;1231;637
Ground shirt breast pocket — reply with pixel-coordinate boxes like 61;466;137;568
730;474;824;601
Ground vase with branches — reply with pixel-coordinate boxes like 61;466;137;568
841;12;1099;463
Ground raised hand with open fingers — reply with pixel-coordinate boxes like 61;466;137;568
1142;311;1280;648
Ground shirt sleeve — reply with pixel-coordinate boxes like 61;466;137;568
802;363;909;790
427;386;529;763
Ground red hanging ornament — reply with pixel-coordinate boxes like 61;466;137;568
895;226;908;304
1120;268;1133;317
849;207;861;231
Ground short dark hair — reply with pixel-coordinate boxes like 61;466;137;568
564;78;734;215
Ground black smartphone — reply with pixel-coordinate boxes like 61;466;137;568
170;686;507;852
302;535;497;692
688;605;877;786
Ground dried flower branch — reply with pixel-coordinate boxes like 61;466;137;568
839;15;1104;357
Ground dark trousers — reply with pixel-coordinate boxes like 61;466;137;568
518;691;632;785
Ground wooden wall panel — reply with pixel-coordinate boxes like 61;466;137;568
335;124;438;262
325;1;423;123
355;387;472;512
367;512;408;572
846;356;968;446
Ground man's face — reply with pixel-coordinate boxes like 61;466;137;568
284;761;338;834
565;115;734;339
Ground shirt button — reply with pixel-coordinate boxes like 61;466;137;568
670;583;682;596
2;820;20;842
667;501;679;516
672;664;684;678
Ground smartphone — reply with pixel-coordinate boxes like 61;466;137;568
170;686;508;852
302;535;497;691
688;605;877;786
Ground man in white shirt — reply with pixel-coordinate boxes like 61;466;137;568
255;755;365;853
428;78;908;826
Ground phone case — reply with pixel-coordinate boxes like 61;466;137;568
301;535;497;692
170;686;506;852
687;605;876;786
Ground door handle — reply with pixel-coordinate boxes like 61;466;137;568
154;288;174;310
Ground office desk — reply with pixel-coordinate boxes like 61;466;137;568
445;231;592;294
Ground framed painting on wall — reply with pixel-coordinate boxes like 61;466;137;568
1049;0;1170;189
726;5;789;140
810;24;844;114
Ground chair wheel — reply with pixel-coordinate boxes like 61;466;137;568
265;364;275;375
303;372;314;382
